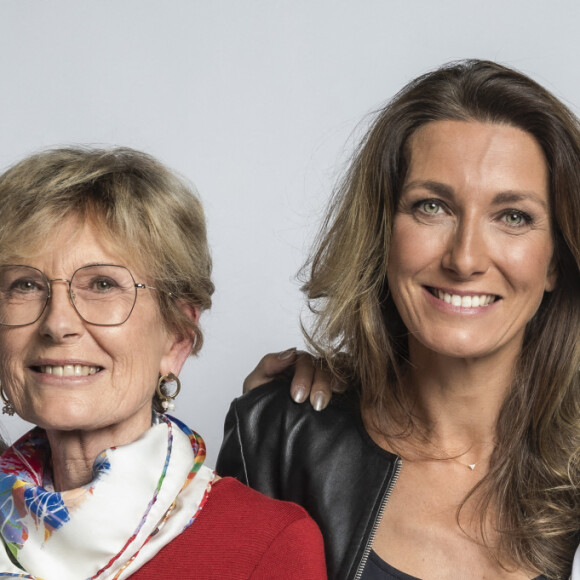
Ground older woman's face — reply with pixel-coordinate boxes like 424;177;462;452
0;218;191;436
387;120;556;362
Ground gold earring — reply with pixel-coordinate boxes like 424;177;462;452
0;384;15;416
156;372;181;413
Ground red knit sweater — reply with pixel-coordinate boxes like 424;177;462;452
131;477;327;579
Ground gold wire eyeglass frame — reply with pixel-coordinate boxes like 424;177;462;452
0;264;158;327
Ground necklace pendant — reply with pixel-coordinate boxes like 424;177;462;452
467;463;476;470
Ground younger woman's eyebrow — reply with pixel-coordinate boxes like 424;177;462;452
401;180;454;199
492;191;549;210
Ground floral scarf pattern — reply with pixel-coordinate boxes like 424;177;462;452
0;414;215;580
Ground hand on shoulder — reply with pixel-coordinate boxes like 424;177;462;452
243;348;344;411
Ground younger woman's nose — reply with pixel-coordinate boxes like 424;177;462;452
441;219;490;279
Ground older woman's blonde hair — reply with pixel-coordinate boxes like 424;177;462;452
303;60;580;578
0;146;214;353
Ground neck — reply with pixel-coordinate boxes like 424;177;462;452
46;412;152;491
386;338;521;460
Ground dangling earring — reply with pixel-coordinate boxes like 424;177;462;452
0;384;15;416
156;372;181;413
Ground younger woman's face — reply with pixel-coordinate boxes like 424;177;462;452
387;120;556;363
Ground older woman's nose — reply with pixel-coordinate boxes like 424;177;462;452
38;281;83;340
441;219;490;279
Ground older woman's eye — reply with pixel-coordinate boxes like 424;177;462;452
89;277;119;293
10;279;43;294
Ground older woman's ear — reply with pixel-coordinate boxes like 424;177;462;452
178;302;202;351
161;304;201;376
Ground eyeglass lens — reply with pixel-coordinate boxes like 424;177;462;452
0;265;138;326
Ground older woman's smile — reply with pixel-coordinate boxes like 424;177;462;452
31;363;102;377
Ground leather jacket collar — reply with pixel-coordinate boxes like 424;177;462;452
216;379;400;580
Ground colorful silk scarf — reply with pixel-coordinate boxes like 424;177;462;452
0;414;215;579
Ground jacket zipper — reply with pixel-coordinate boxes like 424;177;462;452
353;457;402;580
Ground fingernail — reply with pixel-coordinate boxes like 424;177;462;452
313;392;326;412
278;348;296;361
292;385;307;403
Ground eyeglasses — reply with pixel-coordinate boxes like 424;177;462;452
0;264;156;327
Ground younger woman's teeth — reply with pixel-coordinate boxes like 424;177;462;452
40;365;99;376
434;289;496;308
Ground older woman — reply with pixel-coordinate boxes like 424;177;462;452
217;60;580;580
0;147;326;579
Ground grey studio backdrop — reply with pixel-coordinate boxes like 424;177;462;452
0;0;577;464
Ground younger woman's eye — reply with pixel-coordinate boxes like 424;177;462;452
505;213;522;225
415;200;443;215
403;197;448;220
502;210;533;227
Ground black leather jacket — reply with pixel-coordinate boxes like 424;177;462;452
216;379;401;580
